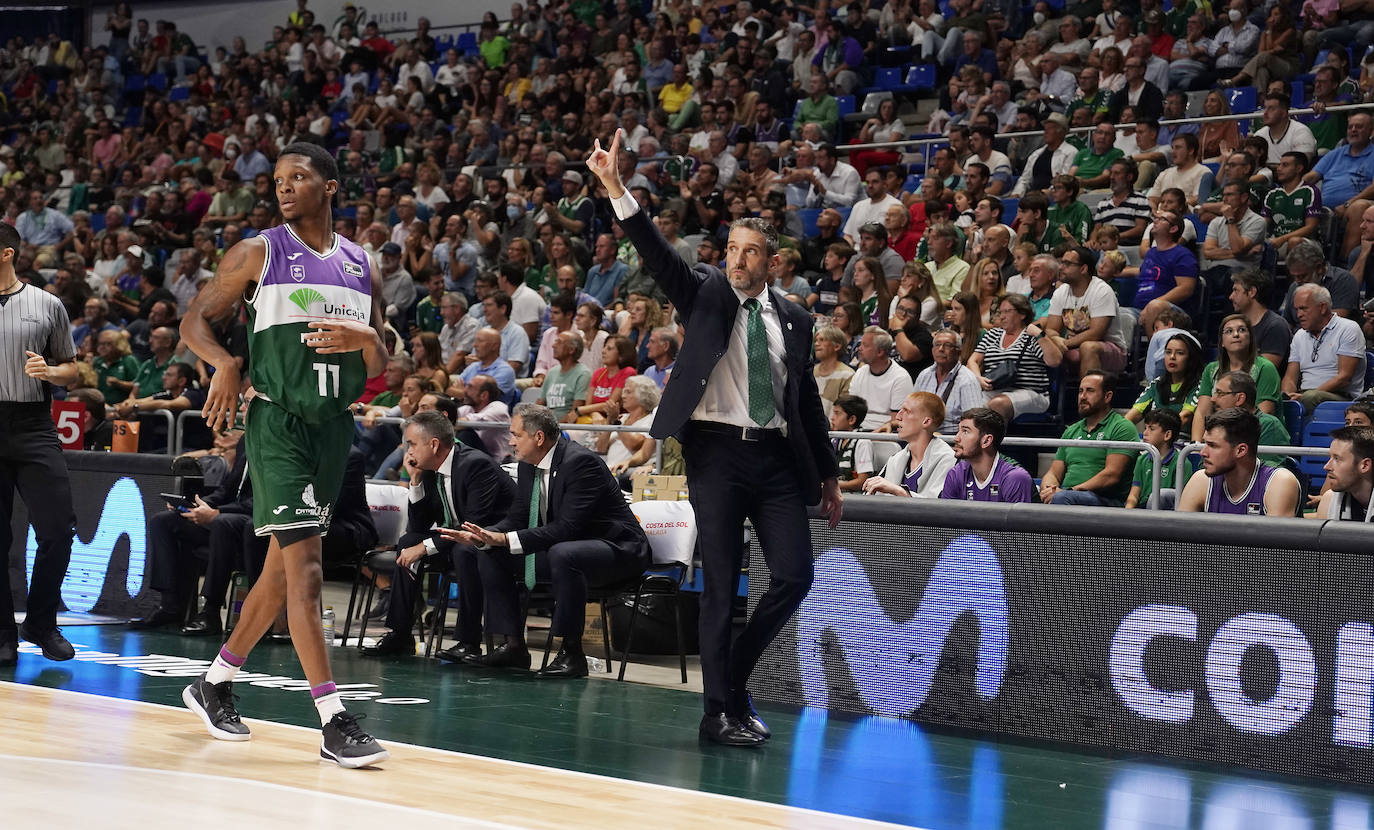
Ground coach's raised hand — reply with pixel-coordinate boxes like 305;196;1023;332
586;129;625;200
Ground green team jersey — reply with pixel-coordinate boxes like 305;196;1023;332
246;225;372;424
1262;183;1322;238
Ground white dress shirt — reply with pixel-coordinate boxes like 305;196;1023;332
508;446;554;555
611;190;787;432
413;445;458;556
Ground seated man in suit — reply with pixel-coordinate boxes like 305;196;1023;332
363;411;516;659
447;404;651;678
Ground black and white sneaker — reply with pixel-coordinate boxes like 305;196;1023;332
182;675;251;742
320;712;389;768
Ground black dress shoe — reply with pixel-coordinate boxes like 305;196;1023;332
361;630;416;657
434;641;482;663
366;588;391;620
536;648;588;678
467;641;531;669
738;692;771;739
699;713;766;747
128;608;180;629
0;631;17;667
19;622;74;661
180;611;223;637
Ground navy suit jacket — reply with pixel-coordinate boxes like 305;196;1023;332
617;208;838;504
491;438;650;562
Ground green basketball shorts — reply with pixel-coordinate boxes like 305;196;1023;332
246;397;355;537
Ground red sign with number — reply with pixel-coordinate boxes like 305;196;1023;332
51;400;86;450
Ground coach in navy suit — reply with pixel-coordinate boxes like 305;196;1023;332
587;131;842;746
449;403;651;678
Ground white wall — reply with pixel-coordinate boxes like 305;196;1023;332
89;0;508;55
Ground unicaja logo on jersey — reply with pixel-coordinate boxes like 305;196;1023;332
288;288;326;312
795;535;1008;716
302;484;317;509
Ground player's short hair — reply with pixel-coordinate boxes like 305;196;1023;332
1204;407;1260;454
960;406;1006;450
279;141;338;181
0;222;19;255
1331;425;1374;465
908;390;946;427
406;410;455;447
729;216;779;257
1346;401;1374;425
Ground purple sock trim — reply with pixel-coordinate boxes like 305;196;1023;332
310;682;338;699
218;647;245;667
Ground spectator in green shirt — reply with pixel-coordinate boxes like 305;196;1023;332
1126;408;1183;509
1071;122;1125;190
1041;370;1140;506
794;74;839;140
539;331;593;422
93;329;140;404
477;22;510;69
130;326;180;398
414;270;445;334
1048;175;1093;246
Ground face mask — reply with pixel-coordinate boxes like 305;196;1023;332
506;204;521;221
1033;11;1046;24
1228;8;1242;21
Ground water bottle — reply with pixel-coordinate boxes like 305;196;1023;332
586;656;605;673
322;606;336;646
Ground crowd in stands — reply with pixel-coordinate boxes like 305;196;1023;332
8;0;1374;515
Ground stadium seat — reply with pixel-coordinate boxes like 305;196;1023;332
1290;80;1306;108
1000;198;1019;225
1367;351;1374;391
871;67;904;91
456;31;478;54
123;106;142;127
903;174;922;193
1298;405;1347;487
90;213;106;232
168;86;189;102
147;72;168;91
836;95;856;120
1282;399;1305;438
124;73;146;93
906;64;936;90
798;208;823;237
1185;213;1206;240
1309;400;1350;427
1226;86;1257;115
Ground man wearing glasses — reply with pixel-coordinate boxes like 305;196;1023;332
1203;371;1291;464
1108;52;1163;124
1282;284;1367;414
1044;245;1128;377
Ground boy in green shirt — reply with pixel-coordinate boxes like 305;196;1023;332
1126;409;1182;508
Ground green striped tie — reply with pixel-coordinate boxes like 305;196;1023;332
436;472;454;528
524;471;541;590
744;298;775;426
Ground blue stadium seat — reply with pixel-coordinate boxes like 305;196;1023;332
124;73;146;93
123;106;142;127
1185;213;1206;240
1290;80;1306;108
1299;404;1348;485
906;64;936;90
1367;351;1374;391
147;72;168;91
168;86;189;102
903;174;922;193
90;213;106;232
1282;399;1305;438
798;208;823;238
835;206;853;227
337;206;358;219
456;31;478;54
1226;86;1257;115
836;95;856;119
872;67;903;90
1000;197;1019;225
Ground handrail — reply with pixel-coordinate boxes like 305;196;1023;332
838;102;1374;152
826;429;1162;509
139;409;176;455
1159;441;1330;504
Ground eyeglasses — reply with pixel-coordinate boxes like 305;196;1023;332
1221;327;1247;336
1214;388;1235;397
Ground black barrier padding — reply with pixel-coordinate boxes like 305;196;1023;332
7;452;175;619
751;502;1374;786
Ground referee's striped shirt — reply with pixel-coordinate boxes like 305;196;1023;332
0;283;76;402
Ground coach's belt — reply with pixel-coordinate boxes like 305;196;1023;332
691;420;783;442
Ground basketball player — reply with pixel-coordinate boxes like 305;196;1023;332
1178;407;1301;517
178;143;389;768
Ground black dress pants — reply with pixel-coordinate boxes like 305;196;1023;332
537;538;647;637
683;428;814;717
0;403;74;632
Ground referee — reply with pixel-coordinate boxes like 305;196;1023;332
0;222;78;667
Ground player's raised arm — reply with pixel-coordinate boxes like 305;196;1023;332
181;236;265;432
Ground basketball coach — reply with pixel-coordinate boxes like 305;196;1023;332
587;131;842;747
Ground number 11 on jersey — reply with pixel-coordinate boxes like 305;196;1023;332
313;362;341;397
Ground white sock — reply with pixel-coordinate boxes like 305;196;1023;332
204;651;242;685
314;692;345;725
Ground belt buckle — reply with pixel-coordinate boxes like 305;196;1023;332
740;425;760;442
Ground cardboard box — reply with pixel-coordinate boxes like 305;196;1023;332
632;473;689;503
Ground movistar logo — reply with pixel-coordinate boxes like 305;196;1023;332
26;477;146;614
288;287;325;312
796;535;1008;716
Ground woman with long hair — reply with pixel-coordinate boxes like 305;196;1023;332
537;232;583;290
618;296;665;371
944;291;984;364
851;256;892;329
966;257;1005;328
1099;46;1126;92
1128;331;1205;432
1197;91;1240;162
576;334;638;422
1187;314;1282;440
411;331;449;393
893;259;944;327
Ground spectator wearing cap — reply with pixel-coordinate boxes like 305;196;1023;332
545;170;595;249
843;168;904;244
378;241;416;330
1012;114;1077;197
844;223;906;285
1283;284;1367;413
